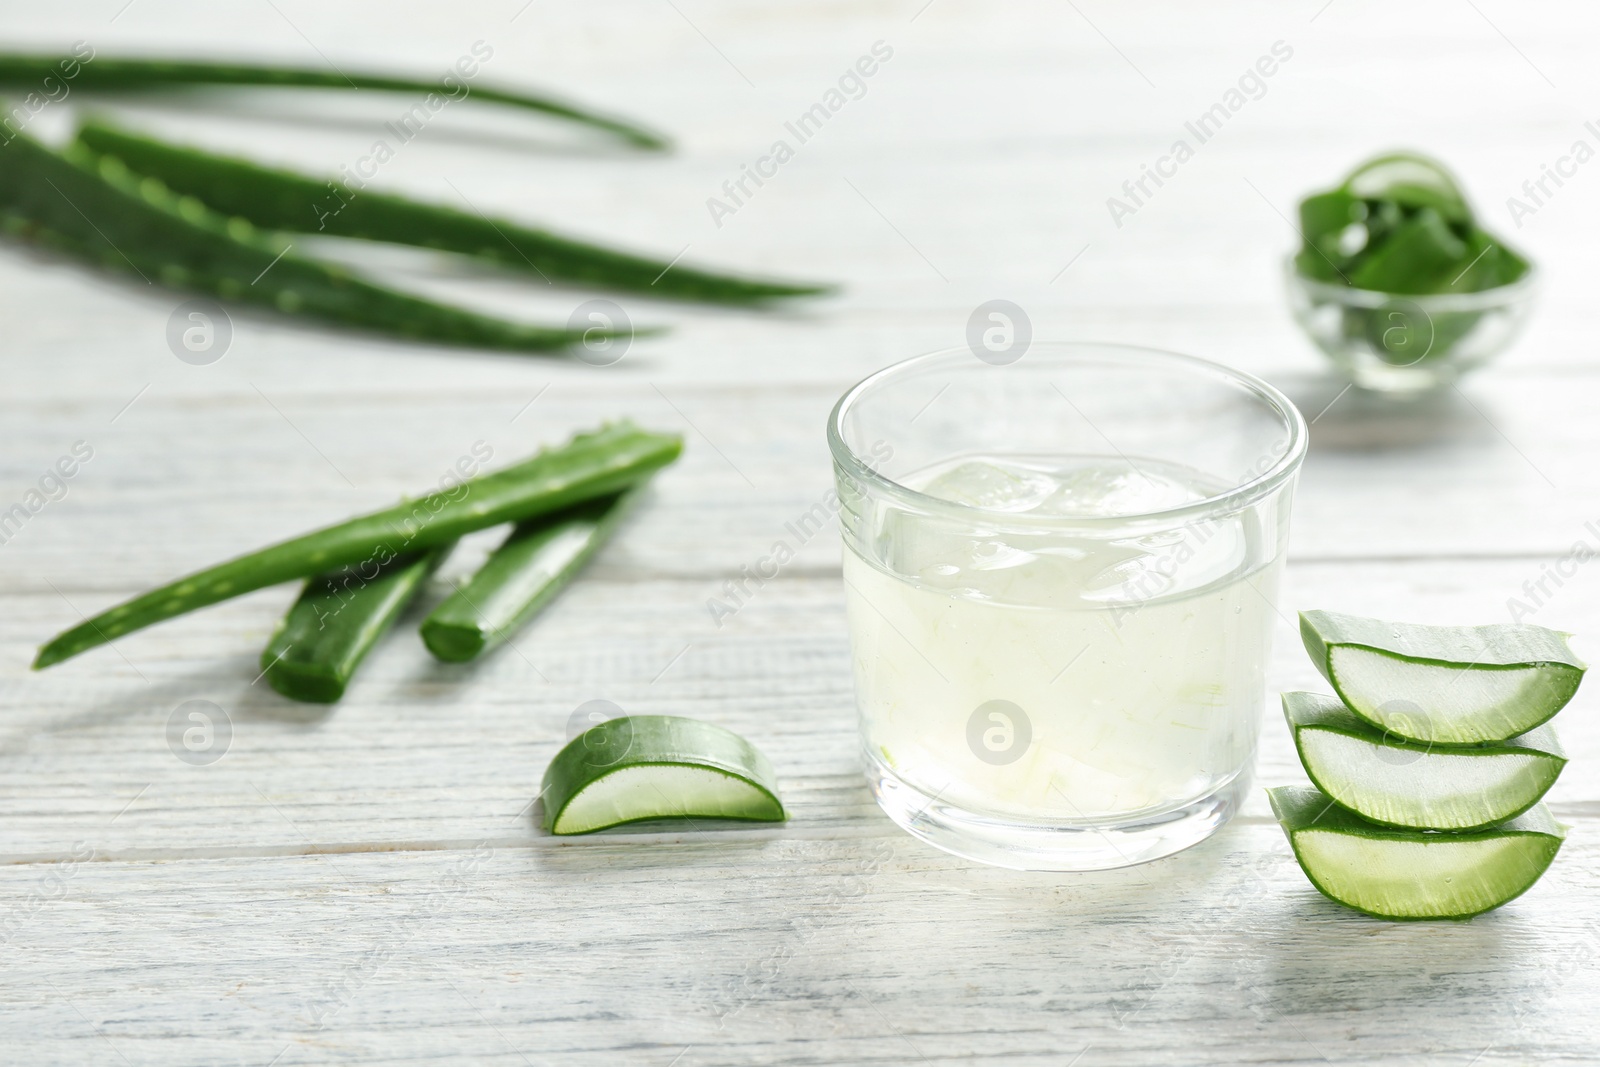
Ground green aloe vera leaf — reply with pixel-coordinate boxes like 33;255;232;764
1342;152;1472;225
1299;610;1586;744
1268;785;1563;920
540;715;786;835
0;126;623;352
1448;229;1532;292
0;53;668;150
72;120;832;305
1293;151;1534;305
1297;189;1361;280
261;543;452;703
1282;692;1566;831
420;490;636;663
34;423;682;669
1348;208;1467;295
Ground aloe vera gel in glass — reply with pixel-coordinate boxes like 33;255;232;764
828;344;1307;870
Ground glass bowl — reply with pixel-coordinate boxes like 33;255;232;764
1285;258;1539;394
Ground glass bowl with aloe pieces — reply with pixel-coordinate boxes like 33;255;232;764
1285;152;1539;395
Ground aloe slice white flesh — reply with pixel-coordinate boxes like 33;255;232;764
1268;786;1563;920
1300;610;1585;744
1283;692;1566;831
541;715;786;835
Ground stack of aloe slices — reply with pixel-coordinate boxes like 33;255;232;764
1270;609;1583;920
33;422;682;703
0;54;831;355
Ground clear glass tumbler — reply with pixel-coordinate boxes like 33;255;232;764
828;343;1308;871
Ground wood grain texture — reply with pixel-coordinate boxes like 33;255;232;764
2;0;1599;1063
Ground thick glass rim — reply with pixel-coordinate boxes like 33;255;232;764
826;342;1309;530
1284;255;1541;312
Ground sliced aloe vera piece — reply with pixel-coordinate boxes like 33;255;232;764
1284;692;1566;831
541;715;785;835
1342;152;1472;225
1268;786;1563;920
420;490;635;663
1300;610;1585;744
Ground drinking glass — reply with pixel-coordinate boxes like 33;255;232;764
828;343;1308;870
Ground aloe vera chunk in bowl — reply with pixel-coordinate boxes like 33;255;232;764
1287;151;1537;393
1268;786;1564;920
1300;610;1585;745
1283;692;1565;831
541;715;786;835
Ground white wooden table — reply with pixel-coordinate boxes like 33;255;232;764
4;2;1598;1063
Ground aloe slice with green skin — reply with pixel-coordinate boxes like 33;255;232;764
1300;610;1585;744
420;490;636;663
1342;152;1472;225
262;543;453;703
1283;692;1566;831
541;716;786;835
1268;786;1563;920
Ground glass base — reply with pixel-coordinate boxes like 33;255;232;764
866;754;1249;872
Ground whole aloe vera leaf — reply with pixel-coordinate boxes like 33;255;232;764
72;119;831;304
0;53;668;150
34;423;682;669
0;126;633;351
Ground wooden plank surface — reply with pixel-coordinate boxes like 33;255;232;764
2;1;1599;1064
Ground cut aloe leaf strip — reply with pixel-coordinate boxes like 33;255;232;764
1268;785;1563;921
1283;692;1566;831
421;489;637;663
541;715;786;835
262;543;453;704
1299;610;1585;745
